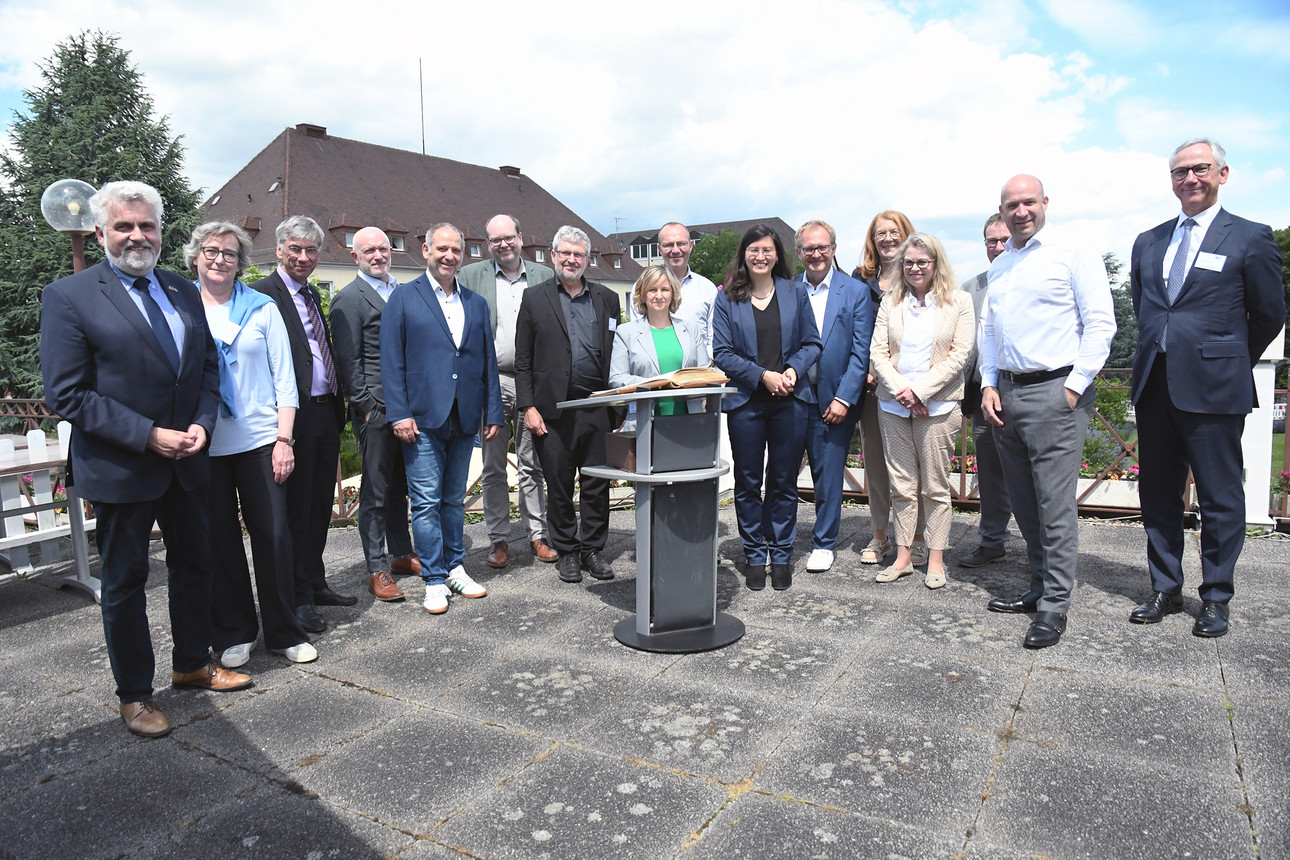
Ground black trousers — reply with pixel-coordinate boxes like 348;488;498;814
533;406;610;556
285;396;341;605
209;444;308;651
354;409;412;574
93;475;214;703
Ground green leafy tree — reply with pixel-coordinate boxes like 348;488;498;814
0;30;202;407
689;230;741;286
1275;226;1290;387
1102;252;1138;370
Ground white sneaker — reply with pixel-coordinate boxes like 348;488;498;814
806;549;835;572
446;566;487;599
272;642;318;663
423;583;452;614
221;642;255;668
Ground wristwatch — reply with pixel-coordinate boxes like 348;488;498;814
277;436;295;447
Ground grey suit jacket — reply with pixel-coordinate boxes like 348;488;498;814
329;274;388;421
458;258;556;335
609;318;709;388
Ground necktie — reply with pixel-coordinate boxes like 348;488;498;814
1160;218;1196;353
132;277;181;371
301;286;338;395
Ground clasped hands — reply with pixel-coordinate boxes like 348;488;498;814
761;367;797;397
894;387;929;418
147;424;206;460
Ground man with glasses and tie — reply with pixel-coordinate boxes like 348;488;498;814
979;175;1116;649
41;181;252;738
515;226;622;584
253;216;355;634
459;215;557;570
1127;138;1284;638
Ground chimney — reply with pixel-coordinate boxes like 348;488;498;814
297;123;327;139
499;165;521;177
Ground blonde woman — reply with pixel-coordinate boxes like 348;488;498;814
869;233;974;588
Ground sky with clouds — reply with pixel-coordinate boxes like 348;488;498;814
1;0;1286;280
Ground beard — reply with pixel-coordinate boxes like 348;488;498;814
110;242;161;277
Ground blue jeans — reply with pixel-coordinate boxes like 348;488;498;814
402;408;474;585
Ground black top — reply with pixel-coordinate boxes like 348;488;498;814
560;282;602;396
752;290;783;402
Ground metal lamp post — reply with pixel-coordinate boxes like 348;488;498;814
40;179;97;272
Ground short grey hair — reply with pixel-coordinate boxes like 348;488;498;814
983;213;1004;235
275;215;324;248
551;225;591;254
1172;137;1227;169
794;219;837;248
89;181;164;231
183;221;253;277
427;222;465;247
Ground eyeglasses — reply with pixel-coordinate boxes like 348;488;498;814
799;244;834;257
985;238;1009;247
488;234;519;246
660;241;691;251
1170;163;1213;181
200;247;239;263
874;230;903;241
746;250;776;260
554;249;586;261
286;244;320;257
902;259;934;270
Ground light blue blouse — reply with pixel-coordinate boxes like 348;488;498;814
205;299;298;456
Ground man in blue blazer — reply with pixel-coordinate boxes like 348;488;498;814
793;221;872;572
382;223;503;615
1129;138;1285;638
40;181;251;738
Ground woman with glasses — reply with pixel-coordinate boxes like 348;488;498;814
852;210;928;567
868;233;974;589
712;225;821;591
187;222;316;666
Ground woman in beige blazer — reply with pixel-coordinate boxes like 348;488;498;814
869;233;975;589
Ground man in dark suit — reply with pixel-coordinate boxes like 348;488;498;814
1128;138;1285;638
40;181;251;738
458;214;557;569
330;226;420;603
252;216;355;634
515;225;622;584
381;223;503;615
792;220;872;573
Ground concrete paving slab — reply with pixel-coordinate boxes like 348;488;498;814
435;743;727;860
654;627;851;703
756;703;1001;840
687;790;964;860
1228;693;1290;859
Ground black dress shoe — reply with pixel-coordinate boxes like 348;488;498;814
296;604;327;634
1129;590;1184;624
1192;601;1230;638
581;551;614;581
987;592;1040;614
314;586;357;607
557;554;583;583
771;563;792;591
1024;611;1066;649
745;565;767;591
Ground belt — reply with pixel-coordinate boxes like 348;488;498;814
1000;365;1073;386
309;393;335;404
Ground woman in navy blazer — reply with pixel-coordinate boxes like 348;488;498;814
712;225;822;591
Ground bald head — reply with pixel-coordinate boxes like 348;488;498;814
999;174;1048;248
351;226;393;282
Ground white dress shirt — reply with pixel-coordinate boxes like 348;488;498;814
432;276;465;347
358;269;397;303
980;227;1116;395
1162;201;1221;284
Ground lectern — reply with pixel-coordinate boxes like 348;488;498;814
556;387;744;652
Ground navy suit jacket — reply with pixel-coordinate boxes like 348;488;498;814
712;277;823;412
40;259;220;504
380;274;503;432
1130;208;1284;414
252;269;347;430
793;269;873;420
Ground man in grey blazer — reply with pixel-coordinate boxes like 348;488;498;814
458;214;557;569
330;227;420;603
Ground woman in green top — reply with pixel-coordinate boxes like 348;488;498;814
609;265;710;417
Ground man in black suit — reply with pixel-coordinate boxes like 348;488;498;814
330;226;420;604
252;216;355;633
515;225;621;584
1129;138;1285;637
40;181;251;738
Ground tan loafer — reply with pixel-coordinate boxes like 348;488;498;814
924;568;947;589
859;538;892;564
172;662;252;692
531;538;558;563
486;540;508;568
121;699;171;738
875;563;915;583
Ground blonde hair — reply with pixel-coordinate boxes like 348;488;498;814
631;265;682;316
891;232;958;307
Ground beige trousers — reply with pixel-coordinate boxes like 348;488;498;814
876;405;960;549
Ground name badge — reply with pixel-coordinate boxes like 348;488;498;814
1195;252;1226;272
608;318;617;332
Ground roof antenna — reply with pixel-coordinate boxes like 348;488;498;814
419;58;426;155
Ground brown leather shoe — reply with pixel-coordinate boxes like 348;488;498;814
531;539;558;563
486;540;509;568
172;662;253;692
390;553;422;575
121;699;171;738
369;569;405;602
